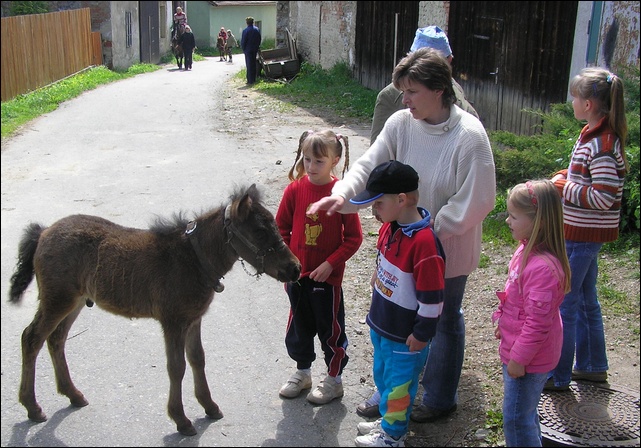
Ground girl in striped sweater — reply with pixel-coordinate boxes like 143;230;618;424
546;67;628;391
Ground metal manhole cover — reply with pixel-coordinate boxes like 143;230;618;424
539;381;640;447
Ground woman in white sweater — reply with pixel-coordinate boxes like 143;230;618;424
308;47;496;424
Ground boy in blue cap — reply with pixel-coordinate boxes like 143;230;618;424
351;161;446;447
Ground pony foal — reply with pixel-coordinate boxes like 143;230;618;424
8;184;301;436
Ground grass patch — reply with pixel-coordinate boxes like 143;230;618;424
236;61;378;122
1;64;160;139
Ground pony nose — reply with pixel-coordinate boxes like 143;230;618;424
290;261;301;282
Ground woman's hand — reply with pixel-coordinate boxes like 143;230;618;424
307;194;345;217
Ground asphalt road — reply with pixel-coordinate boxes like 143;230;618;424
1;57;372;447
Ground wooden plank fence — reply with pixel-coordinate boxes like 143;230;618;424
1;8;102;102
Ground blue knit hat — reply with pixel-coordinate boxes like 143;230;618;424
410;26;452;57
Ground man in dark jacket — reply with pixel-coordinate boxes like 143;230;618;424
179;25;196;70
240;16;262;84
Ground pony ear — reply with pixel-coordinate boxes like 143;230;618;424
236;185;256;221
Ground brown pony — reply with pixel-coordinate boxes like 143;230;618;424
8;184;301;436
172;34;184;69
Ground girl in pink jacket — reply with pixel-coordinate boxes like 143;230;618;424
493;179;571;447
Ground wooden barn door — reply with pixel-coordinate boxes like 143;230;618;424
449;1;578;135
140;1;160;64
355;2;419;92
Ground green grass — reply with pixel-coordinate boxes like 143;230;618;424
234;61;379;121
1;64;161;139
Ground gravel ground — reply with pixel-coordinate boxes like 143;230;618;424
224;76;640;446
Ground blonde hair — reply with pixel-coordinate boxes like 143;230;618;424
507;179;571;292
570;67;628;172
288;130;350;181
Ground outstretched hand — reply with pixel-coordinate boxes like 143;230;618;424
307;195;345;217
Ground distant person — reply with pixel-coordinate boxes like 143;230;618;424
240;16;262;85
225;29;239;63
370;26;478;145
178;25;196;71
351;160;445;448
276;130;362;406
217;27;228;61
493;179;571;447
546;67;628;391
172;6;187;39
307;47;496;425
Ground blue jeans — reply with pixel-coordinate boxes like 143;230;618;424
502;364;548;447
551;241;608;387
371;329;429;440
420;275;467;409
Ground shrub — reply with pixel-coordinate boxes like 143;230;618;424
490;64;640;235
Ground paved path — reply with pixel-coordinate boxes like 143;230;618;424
1;57;372;447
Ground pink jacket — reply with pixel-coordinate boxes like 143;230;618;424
492;243;565;373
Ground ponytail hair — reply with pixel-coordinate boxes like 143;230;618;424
570;67;628;172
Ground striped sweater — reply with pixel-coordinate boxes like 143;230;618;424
553;117;626;243
367;208;446;344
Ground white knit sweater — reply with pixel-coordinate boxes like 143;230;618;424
334;105;496;278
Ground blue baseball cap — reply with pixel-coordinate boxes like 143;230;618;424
410;26;452;57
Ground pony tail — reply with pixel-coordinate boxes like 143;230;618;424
339;135;350;178
288;131;310;182
608;75;629;173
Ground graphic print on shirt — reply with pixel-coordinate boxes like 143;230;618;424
304;204;322;246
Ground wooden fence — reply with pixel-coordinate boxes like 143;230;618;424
1;8;102;102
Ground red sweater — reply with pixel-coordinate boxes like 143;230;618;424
276;176;363;286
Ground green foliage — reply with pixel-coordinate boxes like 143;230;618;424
490;64;640;236
9;1;48;16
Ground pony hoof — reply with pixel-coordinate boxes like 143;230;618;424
28;409;47;423
178;423;197;436
71;396;89;407
206;406;223;420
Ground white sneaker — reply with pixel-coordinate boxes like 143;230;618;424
354;431;405;447
306;374;344;404
357;418;382;435
279;370;312;398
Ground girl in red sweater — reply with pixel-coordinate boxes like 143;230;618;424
276;130;363;405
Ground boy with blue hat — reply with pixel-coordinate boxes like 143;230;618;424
351;161;446;448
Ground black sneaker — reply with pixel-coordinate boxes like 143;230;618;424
543;378;570;391
410;404;457;423
356;401;381;419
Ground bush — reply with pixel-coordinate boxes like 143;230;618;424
490;64;640;236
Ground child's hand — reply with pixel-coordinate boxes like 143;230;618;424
494;325;501;340
507;359;525;378
406;334;428;352
309;261;333;283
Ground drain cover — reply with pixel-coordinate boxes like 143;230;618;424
539;381;640;447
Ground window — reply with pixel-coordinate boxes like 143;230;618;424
125;11;132;48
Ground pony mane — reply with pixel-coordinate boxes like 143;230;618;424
150;211;191;235
148;184;262;236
